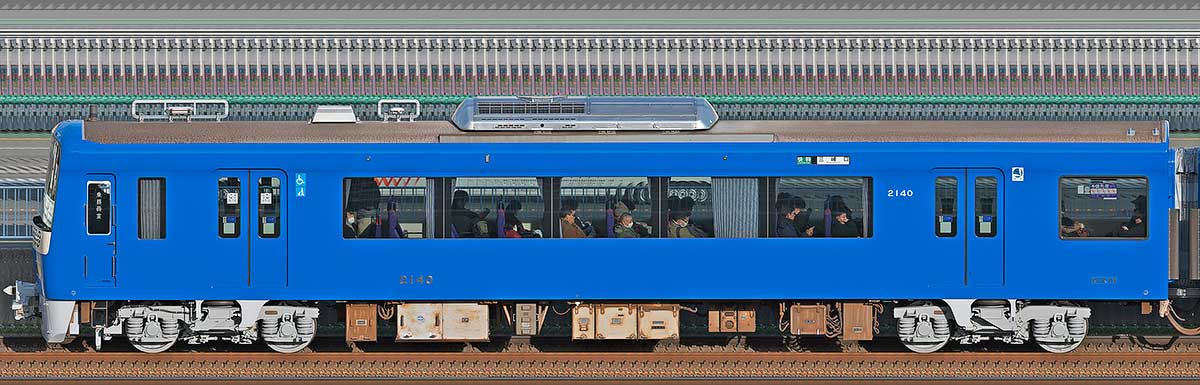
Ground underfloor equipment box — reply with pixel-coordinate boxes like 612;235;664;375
840;302;876;341
707;305;756;333
790;304;828;335
345;303;377;342
638;304;680;340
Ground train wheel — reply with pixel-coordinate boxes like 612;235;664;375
900;337;949;353
896;301;953;353
1036;317;1087;353
265;339;312;353
130;339;177;353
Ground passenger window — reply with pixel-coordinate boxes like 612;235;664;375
86;181;111;235
137;178;166;240
451;177;544;238
975;176;998;237
935;176;957;237
667;177;713;238
218;177;240;238
342;177;429;239
774;177;872;238
560;177;652;238
1059;177;1148;239
257;177;281;238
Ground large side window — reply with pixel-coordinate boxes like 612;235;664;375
773;177;872;238
667;177;714;238
451;177;544;238
137;178;166;239
560;177;652;238
343;177;430;239
1059;176;1148;239
86;181;111;235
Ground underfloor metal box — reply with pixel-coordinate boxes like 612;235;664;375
708;305;756;333
442;303;489;341
396;303;441;341
596;304;636;340
840;303;876;341
790;304;828;335
515;303;539;336
637;304;680;340
572;304;596;340
345;303;377;342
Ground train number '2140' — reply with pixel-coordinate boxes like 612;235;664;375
886;189;915;198
400;275;434;285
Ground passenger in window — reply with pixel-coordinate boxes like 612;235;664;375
504;221;523;238
560;207;588;238
450;190;490;238
375;201;407;238
613;198;651;237
1116;213;1147;238
344;209;377;238
1060;217;1090;237
776;199;815;237
667;211;698;238
562;199;595;237
613;213;640;238
829;211;860;238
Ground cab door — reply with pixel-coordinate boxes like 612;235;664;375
931;168;1005;287
84;175;116;287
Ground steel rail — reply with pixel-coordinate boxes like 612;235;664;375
0;351;1198;380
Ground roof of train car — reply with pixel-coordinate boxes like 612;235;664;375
80;120;1168;144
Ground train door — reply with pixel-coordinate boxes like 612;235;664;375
249;170;287;288
84;174;115;287
932;168;1005;287
213;170;287;288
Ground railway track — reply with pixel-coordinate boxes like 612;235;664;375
1;350;1198;380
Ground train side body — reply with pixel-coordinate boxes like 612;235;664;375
37;120;1173;304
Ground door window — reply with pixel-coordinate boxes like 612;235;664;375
218;177;241;238
86;181;111;235
258;177;281;238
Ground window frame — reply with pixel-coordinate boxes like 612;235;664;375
136;177;167;240
770;175;875;239
1057;175;1149;241
341;176;435;240
934;176;958;238
86;180;111;236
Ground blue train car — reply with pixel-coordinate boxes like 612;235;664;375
7;97;1179;353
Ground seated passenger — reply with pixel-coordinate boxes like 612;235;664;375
667;211;697;238
345;209;377;238
829;211;860;238
1060;217;1089;237
504;221;523;238
1116;213;1146;237
450;190;490;238
613;213;640;238
560;207;588;238
776;199;814;237
561;199;594;237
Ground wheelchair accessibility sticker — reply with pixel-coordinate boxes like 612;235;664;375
295;173;307;197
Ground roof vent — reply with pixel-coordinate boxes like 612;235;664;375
451;96;718;131
310;105;358;124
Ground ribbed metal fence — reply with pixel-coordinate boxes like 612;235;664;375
0;183;42;242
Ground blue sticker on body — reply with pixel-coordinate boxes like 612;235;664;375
295;173;307;197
